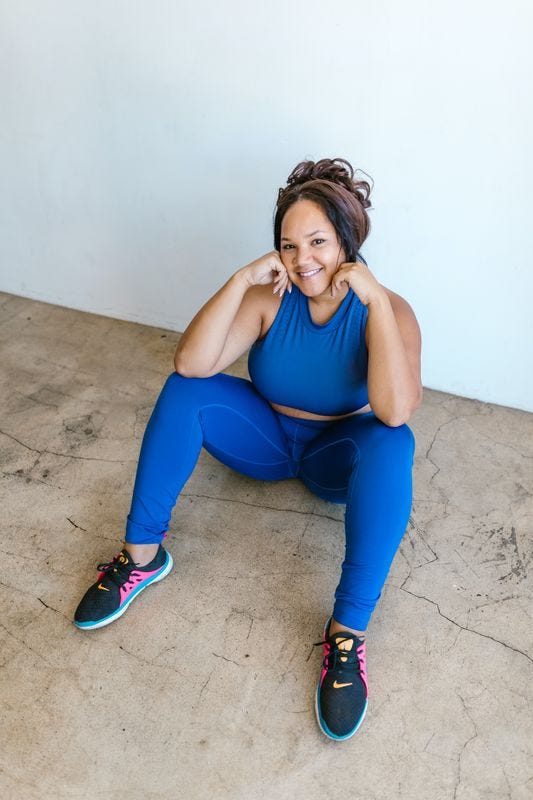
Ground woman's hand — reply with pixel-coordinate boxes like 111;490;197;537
242;251;292;296
330;260;385;306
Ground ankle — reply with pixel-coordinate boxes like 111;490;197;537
123;542;159;567
330;617;366;640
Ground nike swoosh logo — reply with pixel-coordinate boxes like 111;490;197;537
333;680;353;689
97;583;110;591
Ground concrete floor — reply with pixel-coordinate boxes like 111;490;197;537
0;289;532;800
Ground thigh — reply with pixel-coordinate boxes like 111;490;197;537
299;411;415;503
196;373;296;481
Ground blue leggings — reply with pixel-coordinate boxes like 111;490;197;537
125;372;415;631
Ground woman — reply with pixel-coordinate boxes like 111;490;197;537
74;157;422;741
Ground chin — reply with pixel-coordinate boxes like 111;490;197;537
292;271;330;296
296;279;332;298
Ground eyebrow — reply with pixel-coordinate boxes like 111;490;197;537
280;229;327;242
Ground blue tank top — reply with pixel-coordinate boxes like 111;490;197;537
248;285;369;416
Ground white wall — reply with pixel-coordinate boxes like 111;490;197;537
1;1;532;411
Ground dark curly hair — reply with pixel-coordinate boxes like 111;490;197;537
274;157;373;262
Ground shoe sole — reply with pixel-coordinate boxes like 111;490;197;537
74;551;174;631
314;616;368;741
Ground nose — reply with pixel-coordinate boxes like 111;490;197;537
293;245;314;268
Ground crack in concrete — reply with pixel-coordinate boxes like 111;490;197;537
0;428;132;463
12;390;60;410
295;519;311;553
1;469;66;490
223;608;258;642
117;644;185;677
397;586;533;665
0;579;70;622
405;518;439;566
222;571;322;580
153;644;177;662
497;526;528;582
66;517;88;532
478;434;533;461
0;547;42;562
277;643;301;685
198;668;214;703
471;594;520;612
424;412;493;497
425;414;457;486
453;547;481;579
211;651;240;667
0;622;52;667
181;491;343;523
453;694;480;800
37;597;70;619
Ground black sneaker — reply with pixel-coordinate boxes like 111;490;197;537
313;616;369;740
74;545;173;630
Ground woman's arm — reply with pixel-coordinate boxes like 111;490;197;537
174;251;291;378
364;288;422;427
330;260;422;427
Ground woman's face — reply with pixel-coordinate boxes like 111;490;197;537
279;198;346;298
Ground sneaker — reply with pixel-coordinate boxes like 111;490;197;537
313;616;369;740
74;545;173;630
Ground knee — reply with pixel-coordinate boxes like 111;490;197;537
367;417;415;458
382;421;415;460
160;370;233;406
166;370;193;388
161;370;191;396
157;370;208;407
165;370;211;390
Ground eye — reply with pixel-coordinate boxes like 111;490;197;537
312;239;325;245
282;244;294;250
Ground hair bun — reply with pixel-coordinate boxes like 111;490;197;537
282;157;372;209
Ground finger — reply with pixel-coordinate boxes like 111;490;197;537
273;271;288;293
271;271;284;292
278;274;288;297
276;279;287;297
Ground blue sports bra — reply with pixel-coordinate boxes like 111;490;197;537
248;284;369;416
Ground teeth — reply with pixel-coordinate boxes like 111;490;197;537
299;268;321;277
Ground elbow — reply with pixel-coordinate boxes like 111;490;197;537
379;388;423;428
174;363;194;378
173;351;196;378
174;360;201;378
381;413;410;428
174;352;214;379
173;351;189;377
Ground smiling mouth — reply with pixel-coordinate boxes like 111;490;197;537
298;267;323;279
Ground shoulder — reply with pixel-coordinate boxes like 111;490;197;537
382;286;418;321
245;283;284;339
365;284;421;347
